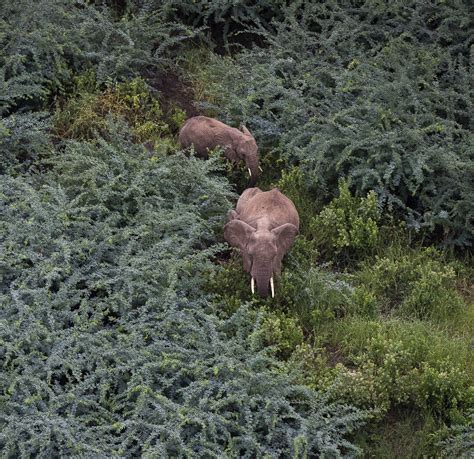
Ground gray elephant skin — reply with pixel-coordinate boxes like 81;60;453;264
178;116;260;186
224;188;299;297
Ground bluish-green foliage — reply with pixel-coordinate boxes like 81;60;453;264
125;0;287;47
1;0;472;456
0;112;51;175
0;124;367;456
199;0;473;247
0;0;196;115
437;410;474;458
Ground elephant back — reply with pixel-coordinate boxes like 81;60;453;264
238;188;299;231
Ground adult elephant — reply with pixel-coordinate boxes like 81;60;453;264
178;116;260;186
224;188;299;297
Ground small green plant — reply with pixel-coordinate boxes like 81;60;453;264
274;167;320;235
54;76;174;147
258;309;304;359
167;105;187;132
279;264;355;333
328;318;473;421
310;179;380;262
356;247;465;323
351;286;380;319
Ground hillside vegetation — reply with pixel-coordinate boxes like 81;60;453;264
1;1;472;457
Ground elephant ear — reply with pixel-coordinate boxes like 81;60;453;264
240;124;252;137
272;223;299;258
223;143;239;162
226;209;239;223
224;220;255;250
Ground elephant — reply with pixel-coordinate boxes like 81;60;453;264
224;187;299;298
178;116;260;186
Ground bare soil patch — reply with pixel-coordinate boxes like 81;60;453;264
145;69;200;118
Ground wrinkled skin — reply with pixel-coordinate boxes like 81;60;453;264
179;116;260;186
224;188;299;297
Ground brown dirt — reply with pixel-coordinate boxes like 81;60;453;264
145;69;201;119
324;343;347;367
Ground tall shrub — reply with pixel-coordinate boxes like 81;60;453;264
0;0;195;115
0;126;366;456
199;0;473;247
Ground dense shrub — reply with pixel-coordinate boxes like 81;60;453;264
0;112;52;176
309;179;380;261
197;0;473;247
0;125;367;456
274;167;320;234
258;309;305;359
0;0;196;115
54;74;183;146
280;265;355;333
328;319;473;420
437;410;474;458
121;0;288;48
355;247;465;323
353;410;440;458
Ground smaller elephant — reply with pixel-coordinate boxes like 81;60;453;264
224;188;299;298
178;116;260;186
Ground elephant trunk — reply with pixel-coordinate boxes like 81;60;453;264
252;261;273;298
245;153;260;187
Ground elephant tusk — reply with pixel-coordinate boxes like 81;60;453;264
270;276;275;298
248;168;252;177
259;166;263;172
251;277;255;295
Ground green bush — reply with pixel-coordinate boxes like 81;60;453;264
353;410;438;458
286;342;339;390
54;75;179;148
205;253;250;316
0;113;52;176
310;179;380;261
274;167;320;235
328;318;473;421
356;247;465;323
258;309;305;359
279;262;355;333
129;0;288;48
350;286;380;319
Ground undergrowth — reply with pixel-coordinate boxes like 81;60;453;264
2;1;473;457
0;123;367;457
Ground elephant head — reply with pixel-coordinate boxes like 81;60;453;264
224;220;298;297
235;125;260;186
